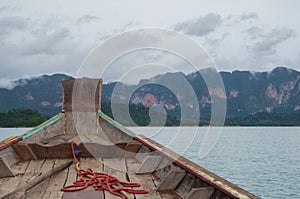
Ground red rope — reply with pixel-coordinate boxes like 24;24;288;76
61;141;149;198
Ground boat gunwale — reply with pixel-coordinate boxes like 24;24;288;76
1;110;259;199
98;110;259;199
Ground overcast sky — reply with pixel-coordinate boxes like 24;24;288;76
1;0;300;87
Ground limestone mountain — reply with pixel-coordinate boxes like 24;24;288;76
0;67;299;119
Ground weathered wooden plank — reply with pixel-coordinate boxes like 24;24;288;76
62;78;101;112
77;158;103;191
126;159;161;199
135;144;153;163
129;174;161;199
119;141;142;158
157;170;186;191
79;157;103;172
0;146;20;168
25;178;51;199
62;190;104;199
0;176;23;198
124;141;142;153
154;158;182;182
24;159;56;199
5;160;71;199
175;172;209;198
72;112;99;136
43;159;71;199
28;143;73;159
41;118;66;139
64;164;77;191
10;161;30;176
23;113;65;142
186;187;215;199
159;191;182;199
12;143;37;161
0;157;14;177
136;156;162;174
0;159;45;198
25;159;46;175
99;119;132;143
39;134;76;146
126;158;140;173
104;158;133;199
79;143;126;158
65;112;77;135
103;158;127;179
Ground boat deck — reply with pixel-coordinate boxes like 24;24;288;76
0;78;260;199
0;158;181;199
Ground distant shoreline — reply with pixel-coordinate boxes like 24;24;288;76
0;125;299;128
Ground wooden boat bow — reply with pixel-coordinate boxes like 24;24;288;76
0;78;260;199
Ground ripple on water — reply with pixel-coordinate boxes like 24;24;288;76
129;126;300;199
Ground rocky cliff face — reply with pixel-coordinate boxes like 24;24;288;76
1;67;299;118
0;74;70;117
220;67;300;116
101;67;300;118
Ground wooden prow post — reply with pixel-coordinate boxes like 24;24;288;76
62;78;102;113
61;78;103;135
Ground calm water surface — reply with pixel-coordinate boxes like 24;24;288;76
0;128;28;141
128;127;300;199
1;127;299;198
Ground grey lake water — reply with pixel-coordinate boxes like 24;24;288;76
1;127;299;199
128;127;300;199
0;128;29;141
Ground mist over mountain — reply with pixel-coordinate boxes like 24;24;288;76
0;74;71;117
0;67;299;120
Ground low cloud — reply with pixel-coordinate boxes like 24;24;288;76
0;14;91;79
239;12;259;21
0;6;7;12
205;32;230;47
0;5;21;13
77;15;100;24
251;27;295;55
19;27;72;56
243;26;264;40
175;13;222;36
244;26;296;68
0;16;28;37
0;77;23;90
225;12;259;26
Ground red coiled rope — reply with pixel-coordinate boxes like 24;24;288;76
61;141;149;198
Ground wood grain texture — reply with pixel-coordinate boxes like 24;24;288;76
157;170;186;191
62;78;101;112
104;158;133;199
43;159;71;199
186;187;215;199
12;143;37;161
136;156;162;174
10;161;29;176
0;157;14;177
1;159;72;199
78;158;103;191
62;190;104;199
126;159;161;199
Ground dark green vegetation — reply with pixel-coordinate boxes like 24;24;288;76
0;74;70;118
1;67;300;126
1;106;300;127
226;112;300;126
0;109;47;127
102;103;300;126
101;103;180;126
